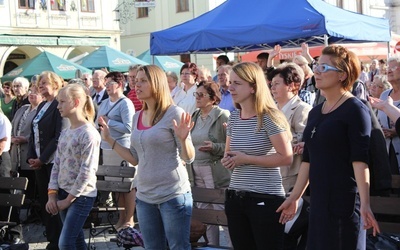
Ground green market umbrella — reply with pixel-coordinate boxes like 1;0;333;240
1;51;91;82
78;46;148;72
137;49;183;75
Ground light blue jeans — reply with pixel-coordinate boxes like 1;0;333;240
58;189;95;250
136;192;193;250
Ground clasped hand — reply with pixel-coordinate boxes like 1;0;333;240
221;151;247;169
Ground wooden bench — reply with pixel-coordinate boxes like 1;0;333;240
0;176;28;244
370;174;400;234
87;164;136;249
191;187;232;249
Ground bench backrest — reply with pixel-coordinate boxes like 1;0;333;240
96;165;135;193
369;174;400;233
0;177;28;207
191;187;228;226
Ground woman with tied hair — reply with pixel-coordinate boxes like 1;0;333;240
278;45;380;249
99;65;195;250
221;62;293;249
46;83;100;250
269;63;312;194
27;71;68;250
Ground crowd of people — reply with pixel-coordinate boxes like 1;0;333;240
0;43;398;249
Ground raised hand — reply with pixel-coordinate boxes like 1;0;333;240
173;112;194;141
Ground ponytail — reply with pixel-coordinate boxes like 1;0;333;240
84;95;95;123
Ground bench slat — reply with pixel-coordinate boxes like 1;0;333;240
0;193;25;207
370;196;400;216
192;187;225;204
0;177;28;191
192;208;228;226
96;165;135;178
96;180;133;193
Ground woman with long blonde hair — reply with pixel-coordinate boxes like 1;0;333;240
99;65;195;249
221;62;293;249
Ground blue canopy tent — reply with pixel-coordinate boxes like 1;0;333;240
150;0;391;55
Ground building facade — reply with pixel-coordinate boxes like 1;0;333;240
118;0;225;77
0;0;121;77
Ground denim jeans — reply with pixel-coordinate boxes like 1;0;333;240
225;190;285;250
136;192;192;250
58;189;95;250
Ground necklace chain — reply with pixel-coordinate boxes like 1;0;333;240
311;92;348;139
322;92;347;114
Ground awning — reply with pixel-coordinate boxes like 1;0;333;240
0;34;110;46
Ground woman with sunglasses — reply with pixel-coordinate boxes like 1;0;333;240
99;65;194;249
96;71;136;231
278;45;380;249
189;81;232;246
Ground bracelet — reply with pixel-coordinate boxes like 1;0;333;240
112;139;117;150
48;189;58;195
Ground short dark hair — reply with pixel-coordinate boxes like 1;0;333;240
257;52;269;60
105;71;125;85
217;55;230;65
180;62;199;81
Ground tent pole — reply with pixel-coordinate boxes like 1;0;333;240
151;55;154;64
324;34;328;47
387;41;390;61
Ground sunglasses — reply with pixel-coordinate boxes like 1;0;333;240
105;81;119;87
313;64;341;73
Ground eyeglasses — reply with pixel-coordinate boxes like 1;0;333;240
13;85;22;89
193;92;210;98
82;78;89;81
2;86;10;89
313;64;341;73
181;72;194;76
371;83;384;89
105;81;118;87
387;65;399;72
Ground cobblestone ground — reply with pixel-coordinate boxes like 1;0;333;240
20;209;229;249
20;209;144;250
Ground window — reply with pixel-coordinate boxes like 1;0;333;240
177;0;189;12
136;0;149;18
19;0;35;9
51;0;66;11
81;0;95;12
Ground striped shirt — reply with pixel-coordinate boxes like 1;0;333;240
227;110;285;196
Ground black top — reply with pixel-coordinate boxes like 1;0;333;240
302;97;371;249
